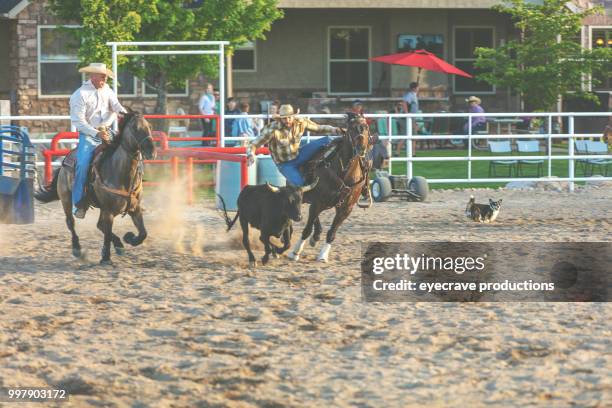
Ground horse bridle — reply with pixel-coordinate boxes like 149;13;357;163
119;116;154;159
332;117;372;208
345;118;374;158
105;115;152;214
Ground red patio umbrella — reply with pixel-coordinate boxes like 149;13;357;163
370;49;472;83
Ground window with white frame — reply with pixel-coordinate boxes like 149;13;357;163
453;27;495;94
38;26;81;96
232;41;256;71
328;27;371;94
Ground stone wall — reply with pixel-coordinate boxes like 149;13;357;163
12;0;69;135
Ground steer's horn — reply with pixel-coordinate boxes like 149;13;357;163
266;183;280;193
300;178;319;193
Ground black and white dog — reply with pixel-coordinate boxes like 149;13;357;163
465;195;503;223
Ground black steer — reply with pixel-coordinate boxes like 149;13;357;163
218;180;317;268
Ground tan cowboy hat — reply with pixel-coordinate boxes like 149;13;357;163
273;104;300;119
78;62;115;79
465;96;481;104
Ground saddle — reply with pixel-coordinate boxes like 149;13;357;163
300;138;342;184
300;138;371;208
62;144;112;208
62;144;107;170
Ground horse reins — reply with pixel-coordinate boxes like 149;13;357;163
333;121;371;208
94;122;151;214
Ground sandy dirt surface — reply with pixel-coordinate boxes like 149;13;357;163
0;184;611;407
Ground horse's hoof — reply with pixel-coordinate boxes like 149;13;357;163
317;243;331;263
249;260;258;269
100;258;113;266
261;256;269;265
123;232;137;246
287;252;300;261
72;248;82;258
272;252;279;259
115;247;125;256
309;236;318;247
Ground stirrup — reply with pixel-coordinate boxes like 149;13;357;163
360;184;370;200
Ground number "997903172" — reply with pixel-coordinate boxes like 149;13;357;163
1;388;69;402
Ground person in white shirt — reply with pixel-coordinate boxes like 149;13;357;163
69;62;126;219
401;82;419;114
198;83;215;146
400;82;420;153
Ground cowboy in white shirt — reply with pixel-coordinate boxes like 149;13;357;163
69;62;126;218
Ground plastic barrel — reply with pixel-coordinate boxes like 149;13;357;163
13;178;34;224
256;155;286;187
0;177;34;224
215;158;256;211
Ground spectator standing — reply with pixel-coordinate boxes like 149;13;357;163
400;82;419;154
402;82;419;114
232;102;258;147
267;100;281;125
393;101;408;156
224;97;241;143
350;100;373;126
351;100;364;115
198;83;215;146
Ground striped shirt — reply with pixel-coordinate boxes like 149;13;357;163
248;118;337;163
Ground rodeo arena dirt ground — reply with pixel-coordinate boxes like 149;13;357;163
1;181;611;407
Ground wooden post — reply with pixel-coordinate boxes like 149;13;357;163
226;51;233;98
171;156;179;183
186;157;194;205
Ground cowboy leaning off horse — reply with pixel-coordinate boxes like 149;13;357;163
247;104;370;201
70;62;127;219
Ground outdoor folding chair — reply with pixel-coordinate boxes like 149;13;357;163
517;140;543;177
585;141;612;176
488;140;517;177
574;140;589;176
470;122;490;151
168;107;189;137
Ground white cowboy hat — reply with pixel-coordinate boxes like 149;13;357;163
273;104;300;119
78;63;115;79
465;96;481;104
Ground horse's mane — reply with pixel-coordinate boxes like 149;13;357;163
118;111;137;136
112;110;140;149
340;112;366;147
346;111;360;123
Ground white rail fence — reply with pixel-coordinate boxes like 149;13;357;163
2;112;611;192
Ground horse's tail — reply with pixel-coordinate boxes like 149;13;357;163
34;168;60;203
216;194;239;231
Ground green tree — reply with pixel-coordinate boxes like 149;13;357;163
48;0;283;113
474;0;612;111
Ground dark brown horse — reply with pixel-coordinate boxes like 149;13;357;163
288;112;372;262
35;111;156;264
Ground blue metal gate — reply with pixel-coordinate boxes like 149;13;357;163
0;126;36;224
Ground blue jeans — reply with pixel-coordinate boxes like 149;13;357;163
72;132;101;208
277;136;332;186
